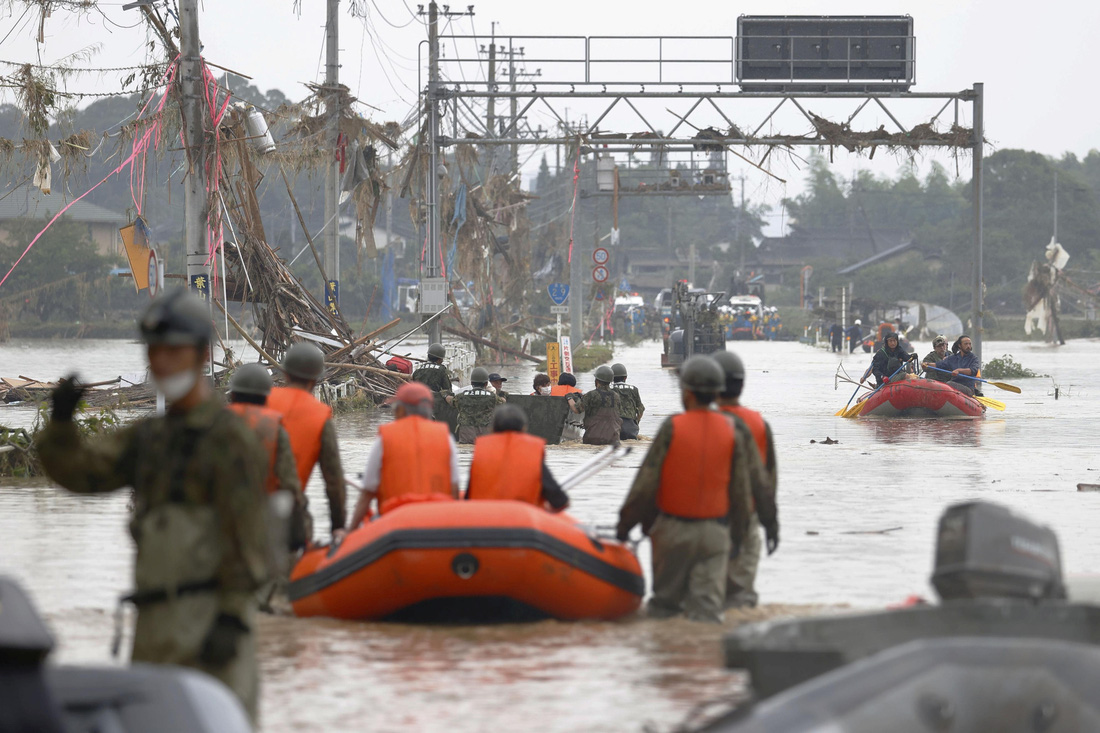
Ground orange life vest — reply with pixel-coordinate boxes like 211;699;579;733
720;404;768;464
466;432;544;505
226;402;283;494
378;415;454;512
657;410;734;520
267;386;332;490
550;384;582;397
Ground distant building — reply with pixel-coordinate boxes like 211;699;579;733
0;187;128;257
751;225;915;283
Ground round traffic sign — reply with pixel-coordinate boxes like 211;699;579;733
593;247;610;265
592;265;609;283
147;248;159;299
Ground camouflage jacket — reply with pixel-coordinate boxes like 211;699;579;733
411;362;453;395
36;395;269;619
455;388;501;428
610;382;645;421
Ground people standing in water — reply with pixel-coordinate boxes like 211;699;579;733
454;367;503;444
465;404;569;512
531;373;552;395
712;351;780;609
610;363;645;441
553;373;584;440
411;343;454;404
349;382;459;525
488;372;510;398
37;290;269;721
567;365;622;446
267;343;347;543
616;356;760;623
847;319;863;353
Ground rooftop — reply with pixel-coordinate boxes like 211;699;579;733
0;187;128;225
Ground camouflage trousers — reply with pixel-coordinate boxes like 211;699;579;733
647;514;730;623
619;418;639;441
457;424;491;444
726;513;761;608
132;593;258;723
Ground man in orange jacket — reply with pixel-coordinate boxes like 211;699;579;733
616;356;759;623
466;404;569;511
226;363;308;551
712;350;780;608
349;382;460;525
267;343;346;543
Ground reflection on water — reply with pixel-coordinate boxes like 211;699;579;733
3;337;1099;731
858;416;987;446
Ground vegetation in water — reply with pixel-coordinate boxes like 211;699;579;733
0;404;120;478
981;354;1044;379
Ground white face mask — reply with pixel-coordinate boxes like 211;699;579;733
155;369;198;402
539;386;552;395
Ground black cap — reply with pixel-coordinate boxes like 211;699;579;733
488;373;507;382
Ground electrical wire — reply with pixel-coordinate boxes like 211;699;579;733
368;0;418;29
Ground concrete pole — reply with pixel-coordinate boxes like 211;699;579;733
324;0;340;312
569;188;582;346
485;37;496;179
179;0;207;298
737;173;745;276
426;1;442;345
971;82;984;362
509;45;518;177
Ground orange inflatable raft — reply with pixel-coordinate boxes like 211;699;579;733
288;500;644;622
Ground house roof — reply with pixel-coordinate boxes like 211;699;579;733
0;187;127;225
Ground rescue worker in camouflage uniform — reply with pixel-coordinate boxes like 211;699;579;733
712;350;780;609
567;365;622;445
609;362;645;440
36;289;269;721
267;343;347;543
455;366;503;444
616;356;764;623
411;343;454;401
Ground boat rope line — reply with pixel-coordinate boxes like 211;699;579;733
286;526;646;601
0;56;180;291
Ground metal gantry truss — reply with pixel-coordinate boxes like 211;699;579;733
421;29;986;355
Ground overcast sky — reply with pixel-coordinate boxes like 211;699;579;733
1;0;1093;232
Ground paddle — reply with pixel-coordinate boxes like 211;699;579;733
841;364;907;418
834;383;863;416
925;366;1021;394
975;395;1006;411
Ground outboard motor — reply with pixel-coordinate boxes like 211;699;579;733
0;577;65;733
0;576;251;733
932;501;1066;602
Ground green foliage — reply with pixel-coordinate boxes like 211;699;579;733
981;354;1043;379
0;404;120;477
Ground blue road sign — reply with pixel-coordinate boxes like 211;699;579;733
548;282;570;306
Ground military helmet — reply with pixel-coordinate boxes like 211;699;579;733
139;289;213;346
471;366;490;384
679;355;724;393
229;363;273;396
611;363;628;378
282;342;325;382
712;350;745;381
594;365;614;383
428;343;446;359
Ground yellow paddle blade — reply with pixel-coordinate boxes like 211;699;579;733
975;396;1006;411
842;400;866;418
988;381;1021;394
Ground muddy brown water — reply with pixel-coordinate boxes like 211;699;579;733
1;336;1097;731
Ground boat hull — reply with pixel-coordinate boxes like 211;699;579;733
288;500;644;622
856;379;983;418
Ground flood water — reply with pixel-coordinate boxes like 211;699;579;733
1;335;1097;731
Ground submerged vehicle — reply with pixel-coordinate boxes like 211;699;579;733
289;499;644;623
854;378;984;418
701;501;1100;732
0;577;250;733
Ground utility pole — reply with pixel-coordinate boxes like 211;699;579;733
324;0;340;314
420;2;474;345
1053;169;1058;242
179;0;207;299
971;82;984;363
736;173;746;276
509;41;518;177
485;36;496;179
